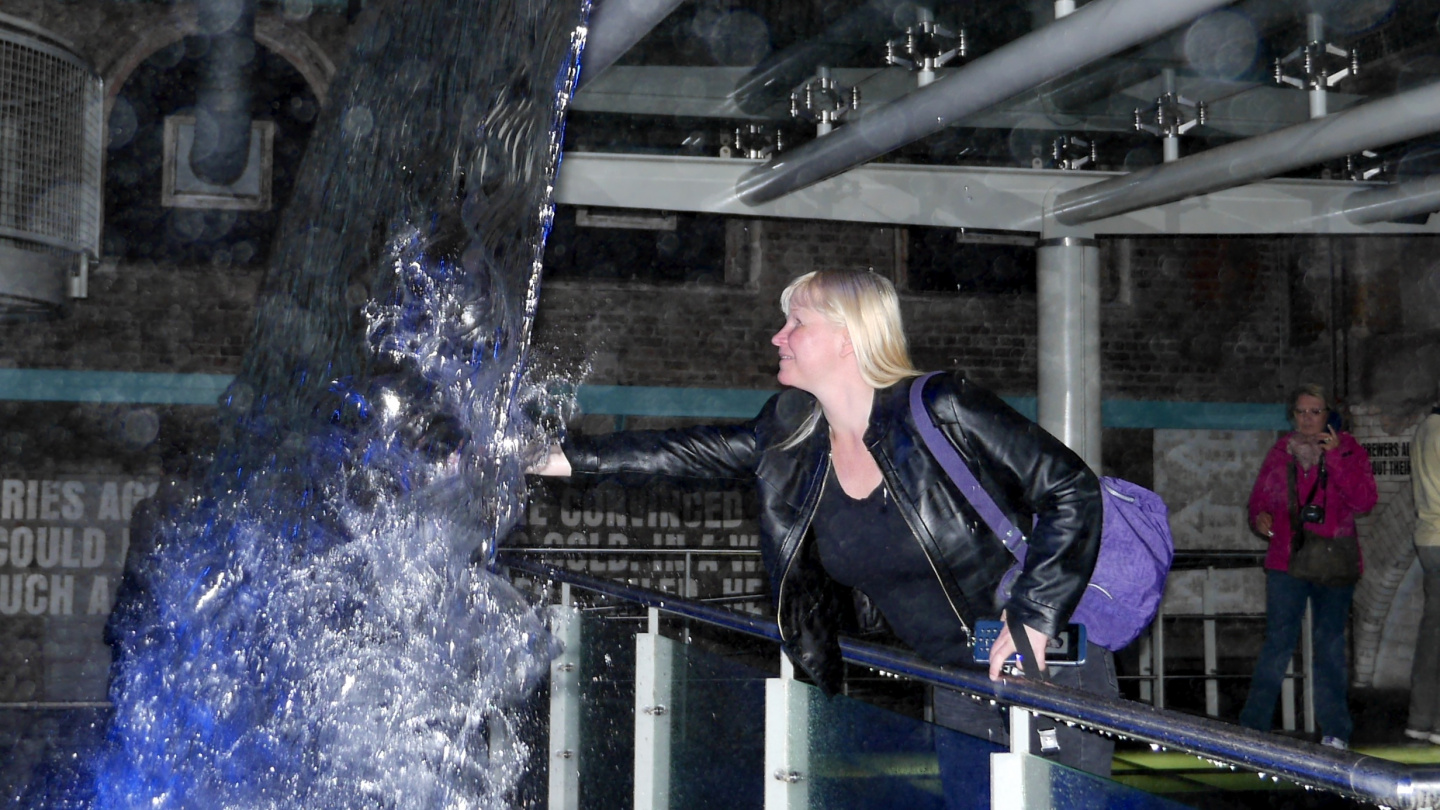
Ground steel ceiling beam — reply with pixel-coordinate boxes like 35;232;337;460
1342;176;1440;226
553;152;1440;236
1053;79;1440;225
732;0;1236;206
577;0;688;89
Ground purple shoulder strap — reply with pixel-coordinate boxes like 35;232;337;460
909;372;1027;553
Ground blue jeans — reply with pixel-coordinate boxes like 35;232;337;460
1407;547;1440;733
1239;570;1354;742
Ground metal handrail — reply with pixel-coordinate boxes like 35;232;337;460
496;552;1440;809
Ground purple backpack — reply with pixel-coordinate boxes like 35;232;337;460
910;374;1174;651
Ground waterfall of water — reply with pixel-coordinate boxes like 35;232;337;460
92;0;591;806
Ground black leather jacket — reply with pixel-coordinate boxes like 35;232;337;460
564;372;1102;693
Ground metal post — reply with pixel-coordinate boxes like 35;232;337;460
1162;68;1180;163
765;654;811;810
1152;606;1166;709
1203;569;1219;717
1282;657;1296;731
1036;236;1102;470
735;0;1235;205
991;707;1051;809
1307;14;1328;119
916;7;937;88
1303;601;1316;735
635;607;673;810
1138;634;1153;705
548;584;581;810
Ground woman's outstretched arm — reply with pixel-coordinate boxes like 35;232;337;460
529;443;572;476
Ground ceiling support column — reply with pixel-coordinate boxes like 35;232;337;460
1037;236;1102;472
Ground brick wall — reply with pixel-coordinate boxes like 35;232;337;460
534;222;1321;404
0;262;261;375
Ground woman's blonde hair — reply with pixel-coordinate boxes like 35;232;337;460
1287;383;1328;418
777;270;920;448
780;270;919;389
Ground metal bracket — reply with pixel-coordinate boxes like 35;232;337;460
790;67;860;137
1345;149;1387;182
1274;37;1357;91
1051;135;1097;170
885;15;966;87
1133;92;1206;140
725;124;783;160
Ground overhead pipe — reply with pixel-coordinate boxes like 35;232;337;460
1037;0;1275;113
191;0;257;186
1054;79;1440;225
729;0;915;115
577;0;689;90
1342;175;1440;226
734;0;1237;207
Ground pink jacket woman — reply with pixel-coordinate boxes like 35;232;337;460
1248;416;1377;574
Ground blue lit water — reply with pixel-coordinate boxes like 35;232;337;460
84;1;590;807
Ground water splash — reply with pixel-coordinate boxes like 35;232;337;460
92;0;591;806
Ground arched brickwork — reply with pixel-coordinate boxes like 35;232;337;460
101;9;334;121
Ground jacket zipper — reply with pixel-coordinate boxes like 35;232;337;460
884;478;972;640
776;453;829;643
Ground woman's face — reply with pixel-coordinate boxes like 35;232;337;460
771;304;850;392
1292;393;1328;437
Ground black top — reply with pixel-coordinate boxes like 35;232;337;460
813;465;973;667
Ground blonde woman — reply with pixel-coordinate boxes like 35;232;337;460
534;269;1112;795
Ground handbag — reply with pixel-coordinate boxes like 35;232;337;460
1286;456;1360;588
908;373;1173;651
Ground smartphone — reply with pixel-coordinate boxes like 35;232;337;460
972;620;1087;666
1326;410;1344;433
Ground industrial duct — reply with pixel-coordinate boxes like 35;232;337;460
0;12;103;321
191;0;257;186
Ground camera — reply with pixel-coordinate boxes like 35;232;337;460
1299;503;1325;524
972;621;1087;666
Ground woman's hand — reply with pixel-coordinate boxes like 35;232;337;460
1254;512;1274;538
527;443;572;477
988;612;1051;681
1317;425;1339;451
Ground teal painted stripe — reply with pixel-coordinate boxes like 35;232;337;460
1003;396;1037;421
0;370;1290;430
0;369;234;405
1103;399;1290;430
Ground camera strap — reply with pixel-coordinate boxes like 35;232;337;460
1287;454;1328;520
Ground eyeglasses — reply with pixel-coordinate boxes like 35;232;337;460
1293;408;1325;416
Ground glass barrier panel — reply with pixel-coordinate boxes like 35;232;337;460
664;626;768;809
558;603;1392;810
575;612;640;810
807;682;948;810
1042;753;1195;810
